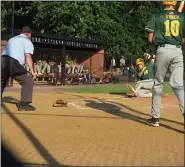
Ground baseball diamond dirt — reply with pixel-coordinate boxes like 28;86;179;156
1;88;184;166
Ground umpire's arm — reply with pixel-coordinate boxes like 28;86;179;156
25;53;34;74
24;40;36;79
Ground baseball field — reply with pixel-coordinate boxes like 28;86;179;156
1;84;184;166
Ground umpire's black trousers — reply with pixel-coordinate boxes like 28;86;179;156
1;56;34;104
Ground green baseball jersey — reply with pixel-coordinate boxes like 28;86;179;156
145;60;155;79
84;65;89;71
137;67;149;81
66;57;71;64
145;9;185;46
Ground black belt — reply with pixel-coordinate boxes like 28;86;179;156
159;44;182;48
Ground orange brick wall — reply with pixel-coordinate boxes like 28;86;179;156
1;40;7;54
81;56;91;67
91;49;104;78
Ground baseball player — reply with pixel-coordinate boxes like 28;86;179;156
145;0;185;127
127;58;153;98
1;26;36;111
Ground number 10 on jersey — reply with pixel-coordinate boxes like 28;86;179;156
164;20;180;37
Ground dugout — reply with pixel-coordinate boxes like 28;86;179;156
1;30;104;85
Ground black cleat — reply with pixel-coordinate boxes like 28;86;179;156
16;103;36;111
146;118;159;127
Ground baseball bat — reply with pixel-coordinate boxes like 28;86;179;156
178;0;185;13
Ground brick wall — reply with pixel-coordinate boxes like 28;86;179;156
91;49;104;78
1;40;7;54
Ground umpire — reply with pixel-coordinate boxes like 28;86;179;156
1;26;36;111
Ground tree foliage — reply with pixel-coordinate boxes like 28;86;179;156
1;1;184;58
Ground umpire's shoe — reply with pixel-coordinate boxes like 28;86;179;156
16;103;36;111
146;117;159;127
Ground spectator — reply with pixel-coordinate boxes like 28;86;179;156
66;55;72;74
83;64;90;82
120;56;125;69
34;60;43;76
111;57;116;69
74;58;83;74
42;61;50;74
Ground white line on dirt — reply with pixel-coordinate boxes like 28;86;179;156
68;103;87;109
68;103;178;110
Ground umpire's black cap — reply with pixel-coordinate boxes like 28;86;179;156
21;26;32;33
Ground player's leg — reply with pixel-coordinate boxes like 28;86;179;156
13;74;35;111
36;65;42;75
135;80;153;97
47;64;51;74
147;47;169;126
136;89;152;97
42;64;47;74
135;79;153;94
1;57;10;98
169;48;184;116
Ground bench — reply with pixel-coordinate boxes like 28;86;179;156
35;75;53;82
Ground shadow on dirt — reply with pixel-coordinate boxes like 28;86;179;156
1;142;23;167
84;99;184;134
1;100;72;167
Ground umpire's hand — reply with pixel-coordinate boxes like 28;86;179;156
31;72;37;80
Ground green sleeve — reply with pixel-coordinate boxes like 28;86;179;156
145;61;155;79
145;14;156;33
143;69;149;80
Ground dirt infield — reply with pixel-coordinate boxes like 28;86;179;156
1;90;184;166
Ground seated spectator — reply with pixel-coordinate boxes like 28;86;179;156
91;74;97;84
49;61;60;85
42;61;51;74
70;58;79;74
112;69;119;84
73;58;83;75
83;64;90;74
24;61;42;76
83;64;90;81
34;60;43;76
66;55;72;74
49;61;57;73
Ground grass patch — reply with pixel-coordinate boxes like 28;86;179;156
60;82;173;94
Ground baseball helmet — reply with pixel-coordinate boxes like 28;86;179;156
161;0;177;6
136;58;144;66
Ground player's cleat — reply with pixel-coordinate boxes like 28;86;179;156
126;84;137;96
146;118;159;127
16;103;36;111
